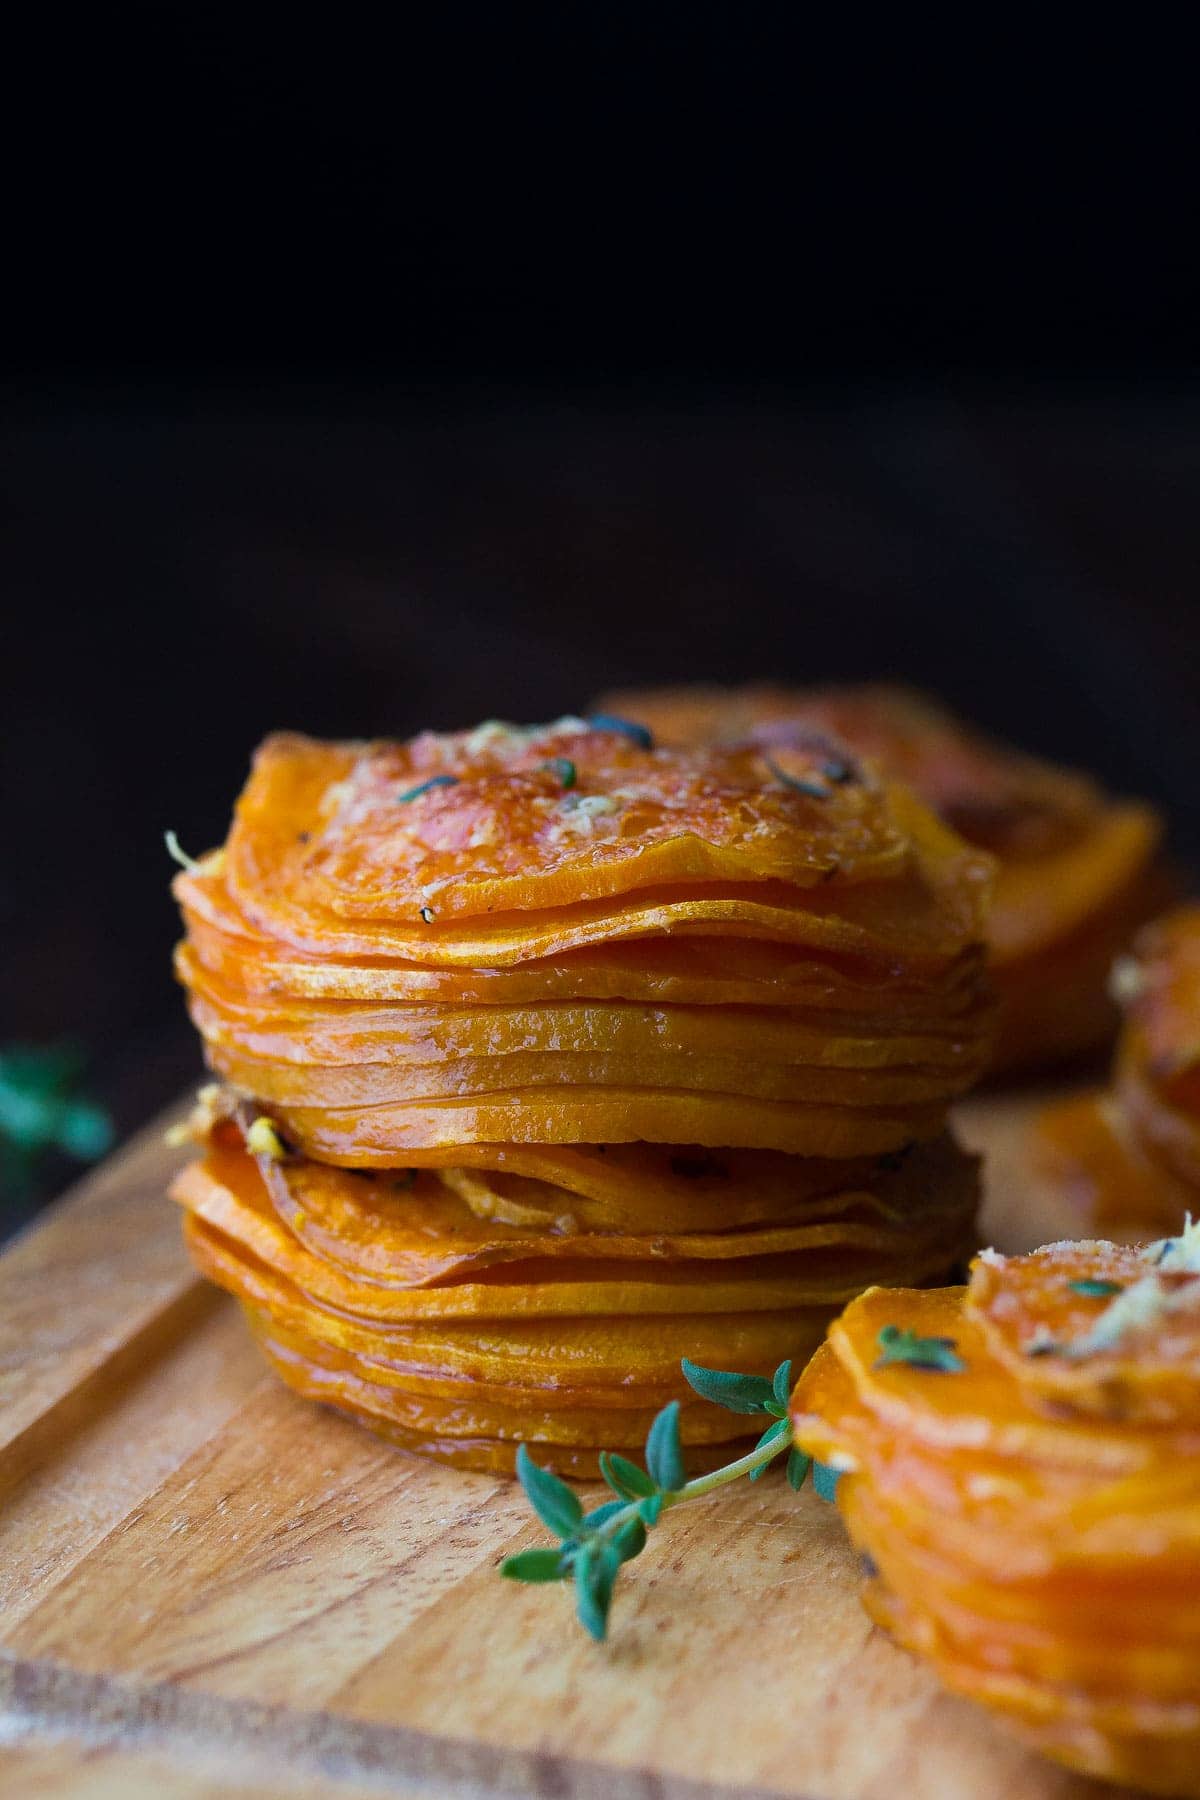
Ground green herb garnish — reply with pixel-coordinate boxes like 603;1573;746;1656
586;714;654;751
541;757;578;790
874;1324;966;1373
820;757;855;784
1069;1278;1124;1299
500;1357;838;1640
0;1041;114;1199
398;775;460;803
763;756;830;801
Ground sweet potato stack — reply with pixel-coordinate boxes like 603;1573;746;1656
1035;906;1200;1237
599;682;1165;1074
169;716;992;1474
791;1228;1200;1796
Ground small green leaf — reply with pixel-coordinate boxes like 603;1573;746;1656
820;756;855;784
813;1462;842;1503
397;774;460;802
612;1517;647;1563
55;1100;114;1161
772;1359;793;1407
515;1444;584;1538
0;1043;113;1165
786;1448;812;1492
1069;1278;1124;1299
499;1548;566;1583
637;1493;665;1527
541;757;577;789
599;1451;657;1500
748;1417;791;1481
874;1324;966;1374
680;1359;777;1415
764;755;830;800
574;1540;620;1641
587;713;654;750
644;1401;686;1492
584;1499;628;1531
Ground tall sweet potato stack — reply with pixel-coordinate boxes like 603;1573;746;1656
1034;905;1200;1236
169;715;993;1474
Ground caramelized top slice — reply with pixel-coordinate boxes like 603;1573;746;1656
225;723;942;925
205;729;992;967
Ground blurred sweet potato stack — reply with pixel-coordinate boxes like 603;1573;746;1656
169;715;993;1473
1034;906;1200;1236
598;683;1165;1074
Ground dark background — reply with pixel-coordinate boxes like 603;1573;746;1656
3;14;1198;1228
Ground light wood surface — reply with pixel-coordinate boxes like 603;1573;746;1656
0;1087;1124;1799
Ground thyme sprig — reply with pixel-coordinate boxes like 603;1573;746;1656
500;1357;836;1640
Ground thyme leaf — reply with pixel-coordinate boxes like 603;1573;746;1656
397;775;459;803
813;1462;843;1503
599;1451;657;1500
499;1548;566;1584
786;1448;812;1492
763;756;830;801
644;1400;685;1493
515;1444;584;1537
1069;1278;1124;1299
586;713;654;750
874;1324;966;1373
541;757;578;789
680;1359;779;1415
820;757;855;784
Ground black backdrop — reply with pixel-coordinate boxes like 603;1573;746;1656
3;12;1198;1225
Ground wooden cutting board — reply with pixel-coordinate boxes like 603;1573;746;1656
0;1088;1127;1800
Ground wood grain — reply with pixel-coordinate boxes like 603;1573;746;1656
0;1091;1123;1798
